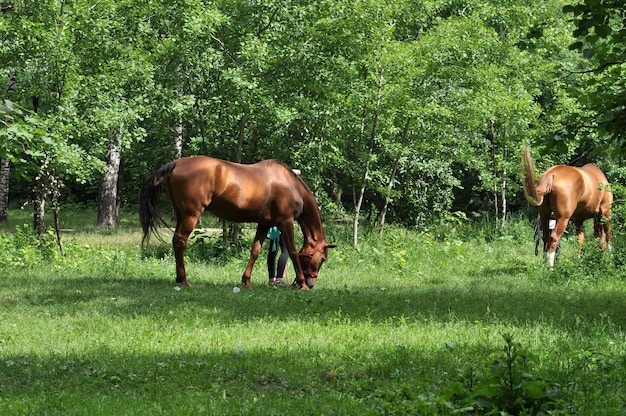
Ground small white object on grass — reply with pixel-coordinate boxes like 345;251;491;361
174;286;181;291
232;286;241;293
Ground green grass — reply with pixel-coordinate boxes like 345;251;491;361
1;213;625;414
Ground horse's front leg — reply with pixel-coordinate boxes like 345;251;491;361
278;222;308;290
241;226;268;288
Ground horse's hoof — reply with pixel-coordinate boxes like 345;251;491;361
299;285;310;291
178;279;191;287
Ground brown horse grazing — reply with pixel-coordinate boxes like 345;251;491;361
521;146;612;267
139;156;336;289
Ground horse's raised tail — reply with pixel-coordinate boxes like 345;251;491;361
139;162;176;245
521;146;543;206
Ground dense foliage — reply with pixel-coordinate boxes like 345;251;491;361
1;0;624;229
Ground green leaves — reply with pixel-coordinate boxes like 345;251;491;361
1;105;103;183
562;0;626;148
3;0;620;227
442;334;562;414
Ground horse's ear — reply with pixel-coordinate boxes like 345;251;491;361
325;243;337;249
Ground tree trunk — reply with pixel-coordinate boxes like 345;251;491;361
116;157;124;221
174;84;184;159
1;69;16;225
353;165;368;249
490;124;508;229
493;181;498;227
33;197;46;234
32;160;48;235
51;169;65;255
33;193;46;235
32;94;46;235
174;119;183;159
353;69;384;249
489;123;499;228
229;114;247;243
97;134;122;228
0;154;9;226
353;100;368;249
379;117;411;235
500;129;508;228
235;114;246;163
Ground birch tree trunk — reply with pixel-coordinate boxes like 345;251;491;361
174;85;184;159
353;69;384;249
97;133;122;228
353;165;369;249
490;124;508;229
174;119;183;159
489;123;499;228
33;186;47;235
32;158;50;236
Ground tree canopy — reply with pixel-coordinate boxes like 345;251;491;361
1;0;623;234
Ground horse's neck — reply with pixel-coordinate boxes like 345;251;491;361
298;193;325;246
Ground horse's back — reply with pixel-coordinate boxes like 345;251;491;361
170;156;264;187
167;156;304;223
547;163;611;218
580;163;610;186
580;163;613;209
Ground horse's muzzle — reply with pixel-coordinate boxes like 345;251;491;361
304;277;317;289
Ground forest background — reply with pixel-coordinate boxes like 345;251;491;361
1;0;625;243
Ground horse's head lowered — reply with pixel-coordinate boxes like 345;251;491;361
298;240;337;288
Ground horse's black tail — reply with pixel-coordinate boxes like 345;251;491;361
139;161;177;245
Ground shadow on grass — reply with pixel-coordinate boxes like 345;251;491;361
0;342;458;415
5;271;626;335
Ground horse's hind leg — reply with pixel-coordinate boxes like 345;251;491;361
546;217;568;267
597;203;613;249
173;214;199;286
241;225;269;288
574;220;585;248
605;218;613;248
594;213;612;250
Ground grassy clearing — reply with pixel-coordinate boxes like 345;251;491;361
1;214;625;414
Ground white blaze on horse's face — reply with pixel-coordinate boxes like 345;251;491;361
546;251;556;268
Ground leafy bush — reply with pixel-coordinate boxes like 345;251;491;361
440;334;562;415
186;229;248;265
553;237;622;281
0;224;59;268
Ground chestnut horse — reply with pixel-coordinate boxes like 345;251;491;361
521;147;612;266
139;156;336;289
